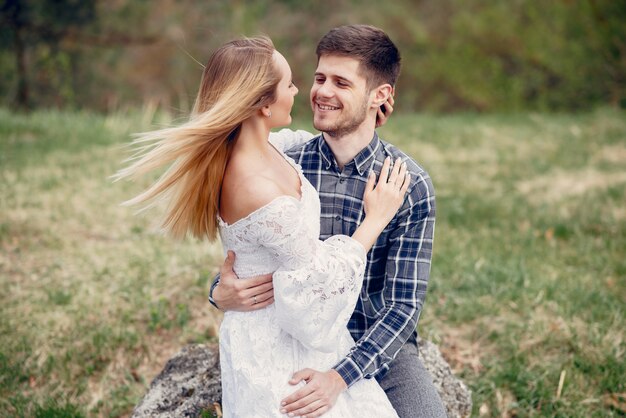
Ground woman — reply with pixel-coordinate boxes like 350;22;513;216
115;37;407;417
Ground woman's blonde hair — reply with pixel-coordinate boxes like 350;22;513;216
114;37;280;240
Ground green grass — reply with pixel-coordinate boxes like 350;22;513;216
1;107;625;416
0;108;224;416
379;110;626;417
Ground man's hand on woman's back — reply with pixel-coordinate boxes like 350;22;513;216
212;251;274;311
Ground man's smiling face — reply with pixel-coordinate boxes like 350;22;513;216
310;55;372;138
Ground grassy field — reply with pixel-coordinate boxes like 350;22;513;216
1;107;624;417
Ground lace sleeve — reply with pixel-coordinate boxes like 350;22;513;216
253;198;366;352
269;129;315;152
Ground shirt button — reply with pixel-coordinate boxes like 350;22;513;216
335;215;341;221
339;178;345;183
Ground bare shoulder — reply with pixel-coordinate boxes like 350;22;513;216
221;169;288;223
237;174;285;208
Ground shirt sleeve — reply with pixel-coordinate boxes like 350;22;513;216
252;198;367;352
269;129;315;153
333;171;436;387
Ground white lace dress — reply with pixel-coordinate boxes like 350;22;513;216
217;141;398;417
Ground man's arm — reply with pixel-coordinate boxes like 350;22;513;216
335;170;435;387
209;251;274;311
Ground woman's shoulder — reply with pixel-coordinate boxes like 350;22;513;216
238;174;287;209
221;165;297;225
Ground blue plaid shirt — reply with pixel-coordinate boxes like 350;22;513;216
285;132;436;387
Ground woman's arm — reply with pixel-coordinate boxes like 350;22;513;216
352;156;410;251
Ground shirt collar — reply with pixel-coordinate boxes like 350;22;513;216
317;132;381;176
317;135;336;170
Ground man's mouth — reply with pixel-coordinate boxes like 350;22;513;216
315;101;340;111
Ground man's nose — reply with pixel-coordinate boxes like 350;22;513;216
315;81;333;98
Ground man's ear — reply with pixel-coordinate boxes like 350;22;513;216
370;84;393;108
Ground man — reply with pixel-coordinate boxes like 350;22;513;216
210;25;446;418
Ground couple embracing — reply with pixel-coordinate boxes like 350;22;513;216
118;24;446;417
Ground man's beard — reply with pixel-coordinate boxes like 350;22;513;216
314;97;369;138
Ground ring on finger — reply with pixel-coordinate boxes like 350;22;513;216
253;295;258;304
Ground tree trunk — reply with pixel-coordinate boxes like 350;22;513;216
14;26;29;109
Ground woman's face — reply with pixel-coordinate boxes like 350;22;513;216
269;50;298;128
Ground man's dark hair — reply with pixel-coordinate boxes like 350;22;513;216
316;24;401;90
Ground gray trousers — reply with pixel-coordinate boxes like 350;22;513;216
377;337;447;418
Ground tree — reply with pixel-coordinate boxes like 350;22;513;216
0;0;96;109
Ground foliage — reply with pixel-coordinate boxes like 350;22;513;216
0;0;97;108
0;0;624;112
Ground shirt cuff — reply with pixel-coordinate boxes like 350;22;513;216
333;356;363;388
208;273;221;310
208;293;219;310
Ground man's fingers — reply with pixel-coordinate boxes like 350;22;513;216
240;273;273;289
236;273;273;299
241;278;273;295
289;398;326;417
289;368;313;385
245;287;274;310
307;404;331;418
239;277;273;303
225;250;235;266
252;295;273;310
281;369;315;411
219;250;236;277
282;381;314;406
281;389;317;414
253;286;274;302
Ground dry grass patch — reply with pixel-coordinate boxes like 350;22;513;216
517;168;626;204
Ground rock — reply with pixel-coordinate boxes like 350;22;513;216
418;339;473;418
131;344;222;418
133;341;472;417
